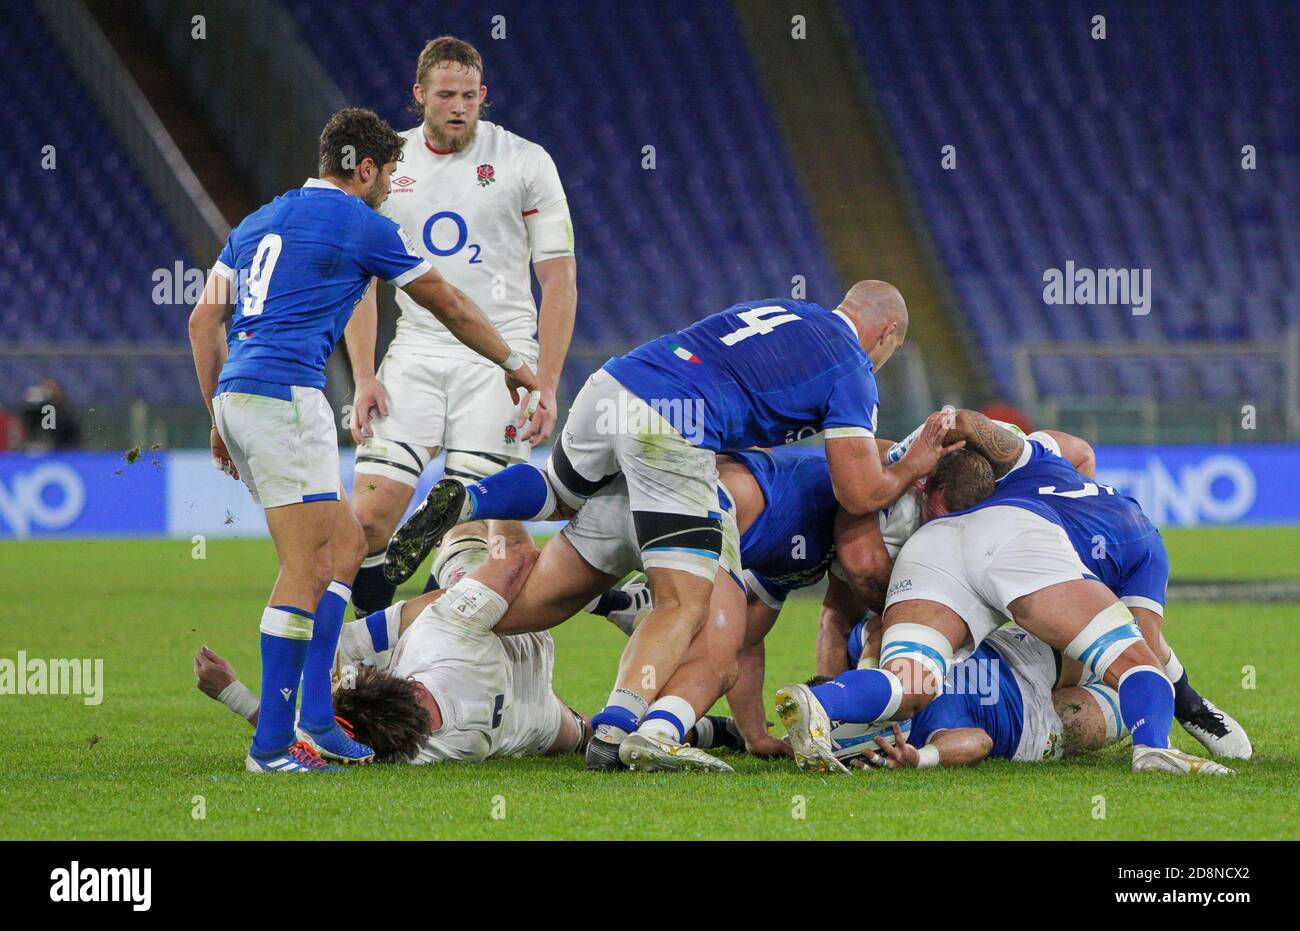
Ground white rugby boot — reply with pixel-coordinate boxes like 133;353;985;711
619;731;734;773
1179;699;1252;760
1132;745;1234;776
774;684;849;774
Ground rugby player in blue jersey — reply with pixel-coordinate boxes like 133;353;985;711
384;282;960;767
776;410;1236;776
188;108;540;772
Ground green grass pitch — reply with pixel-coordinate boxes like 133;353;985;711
1;527;1297;840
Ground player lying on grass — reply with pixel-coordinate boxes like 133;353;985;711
826;622;1128;768
197;522;747;764
776;429;1234;776
382;283;961;771
196;520;588;764
188;107;540;773
818;411;1250;759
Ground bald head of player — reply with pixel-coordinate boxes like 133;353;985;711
834;280;908;370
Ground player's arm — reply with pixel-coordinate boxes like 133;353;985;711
530;254;576;445
726;594;792;758
343;277;388;443
400;268;543;413
187;268;238;477
1041;429;1096;477
865;723;993;769
816;573;869;677
940;409;1025;478
830;507;891;612
825;411;963;515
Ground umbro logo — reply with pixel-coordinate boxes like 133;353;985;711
392;175;416;192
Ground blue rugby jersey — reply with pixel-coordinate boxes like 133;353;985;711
214;179;430;391
603;299;880;451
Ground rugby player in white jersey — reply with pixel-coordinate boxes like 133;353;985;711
195;521;589;764
345;36;577;616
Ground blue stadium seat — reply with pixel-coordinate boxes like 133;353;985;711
0;1;195;407
841;0;1299;404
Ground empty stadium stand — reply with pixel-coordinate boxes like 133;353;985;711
841;0;1299;407
1;1;196;409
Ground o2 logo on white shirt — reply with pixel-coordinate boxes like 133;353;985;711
423;211;483;264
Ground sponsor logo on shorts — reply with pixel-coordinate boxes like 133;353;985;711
887;578;912;598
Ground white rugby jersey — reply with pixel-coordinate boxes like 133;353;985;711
388;609;558;764
382;120;568;362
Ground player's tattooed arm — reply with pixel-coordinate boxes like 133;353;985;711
947;409;1025;479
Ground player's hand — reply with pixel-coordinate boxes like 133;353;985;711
210;427;239;480
194;645;238;699
900;408;965;478
864;724;921;769
350;374;390;444
520;383;558;445
745;733;796;759
504;361;545;432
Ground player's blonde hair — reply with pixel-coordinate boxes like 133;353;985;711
415;35;484;87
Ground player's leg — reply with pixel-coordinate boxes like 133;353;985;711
1054;683;1127;756
494;531;621;634
214;387;345;772
776;517;981;773
351;471;421;614
587;392;726;767
1008;581;1231;775
619;568;746;773
352;350;447;609
294;488;375;762
1122;532;1251;758
253;498;340;769
383;367;624;582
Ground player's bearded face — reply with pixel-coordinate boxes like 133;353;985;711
418;63;484;153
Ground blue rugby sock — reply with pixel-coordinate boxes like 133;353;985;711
363;609;390;652
252;606;313;755
299;581;351;732
1119;666;1175;749
811;669;899;723
464;464;553;521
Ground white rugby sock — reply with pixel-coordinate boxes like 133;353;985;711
639;695;697;743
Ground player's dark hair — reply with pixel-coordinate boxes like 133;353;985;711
318;107;405;180
409;35;490;115
927;448;996;513
331;666;433;764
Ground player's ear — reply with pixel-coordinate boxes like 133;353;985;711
412;83;425;106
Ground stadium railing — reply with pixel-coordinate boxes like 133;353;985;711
1013;329;1300;445
1;340;940;452
35;0;227;265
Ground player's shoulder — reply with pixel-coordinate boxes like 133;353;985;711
479;120;550;159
